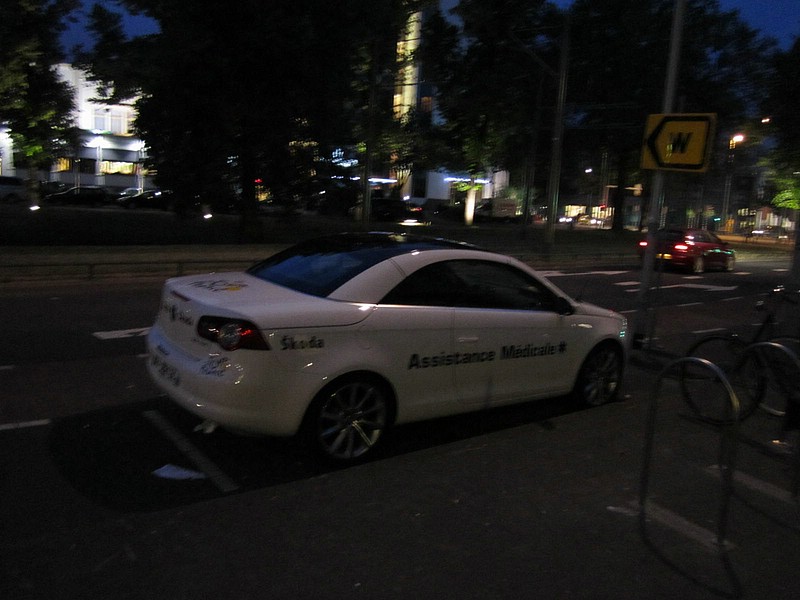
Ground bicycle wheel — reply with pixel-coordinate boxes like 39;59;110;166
757;337;800;417
681;335;764;424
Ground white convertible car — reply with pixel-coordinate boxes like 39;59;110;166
147;232;627;463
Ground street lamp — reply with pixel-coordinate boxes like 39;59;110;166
721;133;744;232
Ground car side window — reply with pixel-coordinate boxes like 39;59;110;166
447;260;557;310
381;260;557;311
380;262;464;306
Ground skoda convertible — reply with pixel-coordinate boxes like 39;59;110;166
147;232;628;463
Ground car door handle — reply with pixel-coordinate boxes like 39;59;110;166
458;336;479;343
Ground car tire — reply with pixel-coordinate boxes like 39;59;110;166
303;374;392;464
572;343;623;407
724;254;735;272
691;255;705;274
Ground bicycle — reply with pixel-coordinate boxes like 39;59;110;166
680;285;800;425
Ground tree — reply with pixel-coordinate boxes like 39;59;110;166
567;0;776;231
764;37;800;284
418;0;560;223
0;0;79;202
765;38;800;211
80;0;422;235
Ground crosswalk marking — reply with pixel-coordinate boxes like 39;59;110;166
92;327;151;339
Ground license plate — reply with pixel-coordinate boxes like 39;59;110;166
151;353;181;386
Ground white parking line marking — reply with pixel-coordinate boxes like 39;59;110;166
0;419;52;432
704;465;796;505
691;328;728;335
93;327;150;340
542;270;632;278
630;500;735;551
142;410;239;493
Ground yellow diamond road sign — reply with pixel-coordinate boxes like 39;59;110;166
641;113;716;172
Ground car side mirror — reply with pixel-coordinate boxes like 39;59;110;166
554;296;574;315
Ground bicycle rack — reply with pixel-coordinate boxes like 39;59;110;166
743;341;800;497
640;357;741;553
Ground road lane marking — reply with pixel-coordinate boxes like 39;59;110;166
542;270;632;278
93;327;150;340
142;410;239;493
0;419;52;432
626;283;739;293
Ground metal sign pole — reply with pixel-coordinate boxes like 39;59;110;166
632;0;686;349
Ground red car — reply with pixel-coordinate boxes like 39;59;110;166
638;228;735;273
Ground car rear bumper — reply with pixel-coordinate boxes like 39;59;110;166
146;324;313;437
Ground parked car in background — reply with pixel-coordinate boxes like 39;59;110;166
0;176;27;203
44;186;110;207
315;179;360;215
350;196;427;224
116;189;171;210
637;228;736;273
39;181;68;198
116;187;141;200
749;226;791;242
475;199;520;221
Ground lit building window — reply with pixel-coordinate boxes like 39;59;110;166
420;96;433;113
100;161;136;175
94;109;109;132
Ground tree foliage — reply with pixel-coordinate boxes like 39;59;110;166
764;38;800;210
80;0;423;223
0;0;79;190
567;0;776;230
418;0;560;178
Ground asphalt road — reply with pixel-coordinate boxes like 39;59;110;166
2;256;799;599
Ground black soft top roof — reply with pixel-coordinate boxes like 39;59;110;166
247;232;481;297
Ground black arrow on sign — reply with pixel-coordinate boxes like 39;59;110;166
646;115;710;170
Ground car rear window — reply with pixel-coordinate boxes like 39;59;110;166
246;233;472;297
657;230;686;242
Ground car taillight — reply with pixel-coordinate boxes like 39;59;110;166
197;317;270;351
673;243;689;251
638;241;648;248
